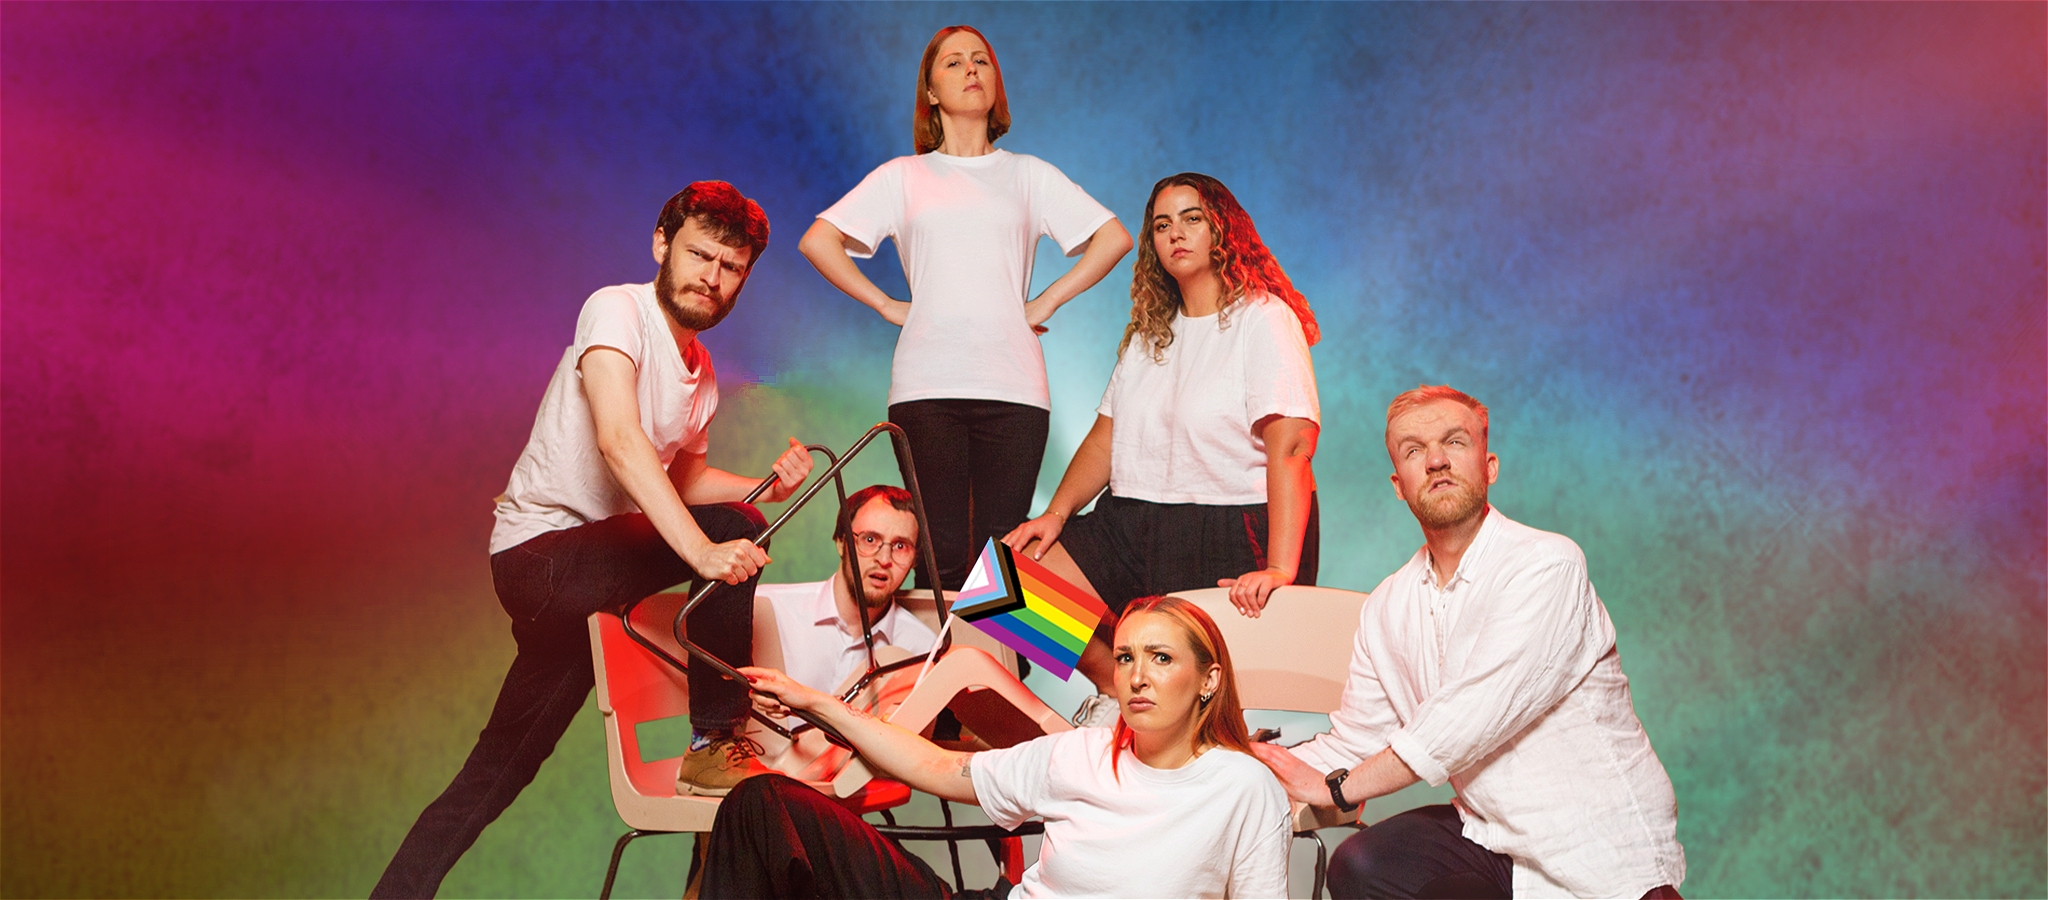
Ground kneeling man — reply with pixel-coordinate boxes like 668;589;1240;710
758;484;938;696
1254;386;1684;899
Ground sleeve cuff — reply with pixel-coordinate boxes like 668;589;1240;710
1057;211;1117;256
1388;728;1451;787
814;212;879;259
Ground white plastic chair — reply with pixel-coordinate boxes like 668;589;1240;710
1169;585;1370;899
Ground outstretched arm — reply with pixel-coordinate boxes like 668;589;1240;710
1023;219;1133;330
1220;415;1319;617
1003;414;1114;558
742;667;980;804
799;219;910;327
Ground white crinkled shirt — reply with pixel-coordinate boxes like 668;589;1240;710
1288;508;1686;898
972;727;1290;899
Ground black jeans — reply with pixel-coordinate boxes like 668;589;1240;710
889;399;1049;590
1328;805;1512;899
371;505;764;899
701;774;952;899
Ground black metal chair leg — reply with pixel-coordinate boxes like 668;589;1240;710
1307;830;1329;899
940;798;965;890
601;829;650;900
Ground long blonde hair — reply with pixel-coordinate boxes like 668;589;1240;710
912;25;1011;154
1122;173;1320;362
1108;596;1255;778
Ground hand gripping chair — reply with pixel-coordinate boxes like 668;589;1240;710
587;592;912;899
1169;585;1371;900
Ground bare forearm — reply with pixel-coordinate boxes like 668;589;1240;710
1264;454;1314;580
816;700;980;804
1044;417;1114;518
1339;747;1419;808
1029;220;1132;313
596;431;711;560
681;466;769;506
800;220;898;312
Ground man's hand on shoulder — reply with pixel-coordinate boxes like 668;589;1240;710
1249;740;1332;808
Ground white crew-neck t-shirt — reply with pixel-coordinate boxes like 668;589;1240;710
490;282;717;554
1097;294;1319;506
819;149;1116;410
971;727;1290;899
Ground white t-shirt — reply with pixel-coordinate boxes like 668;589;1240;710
1097;294;1320;505
818;149;1116;410
758;579;939;694
971;727;1290;899
490;283;718;554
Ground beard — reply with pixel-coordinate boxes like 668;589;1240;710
655;254;737;331
1406;476;1489;530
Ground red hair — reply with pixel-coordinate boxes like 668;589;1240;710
1108;596;1254;779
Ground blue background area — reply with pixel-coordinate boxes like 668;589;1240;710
5;3;2042;896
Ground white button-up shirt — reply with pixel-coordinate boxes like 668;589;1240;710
1290;508;1685;898
759;579;939;694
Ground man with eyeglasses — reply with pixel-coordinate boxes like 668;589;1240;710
757;484;938;698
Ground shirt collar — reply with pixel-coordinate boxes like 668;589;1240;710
1422;504;1501;590
808;577;902;642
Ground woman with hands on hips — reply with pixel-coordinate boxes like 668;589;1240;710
1003;173;1322;724
799;24;1132;593
699;596;1290;899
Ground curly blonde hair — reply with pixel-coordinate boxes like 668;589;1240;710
1121;173;1319;362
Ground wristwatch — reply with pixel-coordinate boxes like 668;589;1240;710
1324;769;1361;813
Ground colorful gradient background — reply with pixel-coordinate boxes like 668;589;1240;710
6;3;2043;897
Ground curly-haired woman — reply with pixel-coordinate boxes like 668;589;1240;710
1003;173;1321;721
799;25;1132;593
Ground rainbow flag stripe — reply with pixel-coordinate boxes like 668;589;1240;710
953;539;1108;680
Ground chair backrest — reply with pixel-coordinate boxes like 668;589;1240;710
1164;586;1366;715
588;604;693;804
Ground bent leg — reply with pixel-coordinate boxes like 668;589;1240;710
1327;805;1512;900
701;774;949;899
682;503;768;733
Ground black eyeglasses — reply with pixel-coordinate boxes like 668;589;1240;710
850;531;917;559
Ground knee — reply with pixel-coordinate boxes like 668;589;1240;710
695;503;768;540
1327;829;1406;899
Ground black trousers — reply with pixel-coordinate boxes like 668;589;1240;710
701;774;951;900
372;505;764;899
889;399;1049;591
1328;805;1512;900
1062;492;1321;614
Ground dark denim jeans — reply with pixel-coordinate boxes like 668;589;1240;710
371;504;764;899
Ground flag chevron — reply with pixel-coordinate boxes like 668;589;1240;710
952;538;1107;681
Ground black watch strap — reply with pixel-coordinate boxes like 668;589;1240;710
1325;769;1361;813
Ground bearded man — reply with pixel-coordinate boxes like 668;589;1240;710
1252;385;1685;899
374;182;813;898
